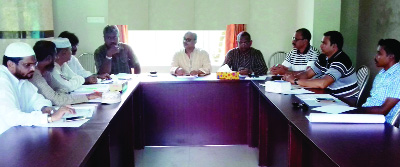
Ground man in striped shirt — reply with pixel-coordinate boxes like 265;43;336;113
362;39;400;124
270;28;320;75
222;31;268;76
284;31;359;97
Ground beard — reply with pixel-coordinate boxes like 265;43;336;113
45;63;55;72
15;70;34;79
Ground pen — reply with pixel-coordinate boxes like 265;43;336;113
65;116;85;122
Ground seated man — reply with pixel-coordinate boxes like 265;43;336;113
222;31;268;76
283;31;359;97
59;31;108;83
270;28;320;75
362;39;400;124
170;31;211;76
29;40;101;106
94;25;141;75
45;38;85;93
0;42;74;135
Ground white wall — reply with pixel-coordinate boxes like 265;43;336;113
49;0;342;73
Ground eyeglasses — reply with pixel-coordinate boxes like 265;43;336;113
292;37;304;42
19;61;38;69
183;38;195;42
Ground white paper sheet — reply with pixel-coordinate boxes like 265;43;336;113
312;104;356;114
245;76;267;80
281;88;315;95
38;119;90;127
295;94;348;106
73;84;110;93
307;113;385;123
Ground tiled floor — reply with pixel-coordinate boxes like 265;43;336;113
134;145;259;167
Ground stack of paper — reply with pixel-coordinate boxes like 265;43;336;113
295;94;348;107
312;104;356;114
307;113;385;123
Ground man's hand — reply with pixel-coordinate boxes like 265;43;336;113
86;91;102;100
175;68;185;76
50;106;76;122
85;75;98;84
190;70;204;76
97;73;111;80
238;67;250;75
106;45;120;58
41;106;54;115
270;64;288;75
283;73;296;84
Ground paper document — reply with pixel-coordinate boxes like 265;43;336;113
307;113;385;123
281;88;315;95
38;119;90;127
295;94;348;106
245;76;267;80
312;104;356;114
177;75;197;79
73;84;109;93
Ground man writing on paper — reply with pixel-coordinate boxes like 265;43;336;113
170;31;211;76
29;40;101;106
283;31;359;97
94;25;141;75
45;38;85;93
222;31;268;76
0;42;75;135
270;28;320;75
362;39;400;124
59;31;110;82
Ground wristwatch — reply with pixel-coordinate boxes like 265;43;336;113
47;115;53;123
294;78;299;85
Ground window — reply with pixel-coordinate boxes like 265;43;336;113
128;30;226;66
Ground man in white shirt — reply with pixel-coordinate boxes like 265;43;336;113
59;31;109;82
170;31;211;76
0;42;74;135
45;38;85;93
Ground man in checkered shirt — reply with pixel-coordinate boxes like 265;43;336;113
362;39;400;124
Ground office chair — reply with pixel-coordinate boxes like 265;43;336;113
355;65;370;107
268;51;286;68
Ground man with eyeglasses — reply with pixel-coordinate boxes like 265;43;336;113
0;42;75;135
44;38;85;93
283;31;359;97
222;31;268;76
170;31;211;76
270;28;320;75
94;25;141;75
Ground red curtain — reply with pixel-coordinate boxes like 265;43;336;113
116;25;129;43
225;24;246;55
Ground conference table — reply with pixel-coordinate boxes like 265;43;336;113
0;73;399;167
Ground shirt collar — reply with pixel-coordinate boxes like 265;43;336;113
0;65;23;85
296;44;311;54
381;63;400;75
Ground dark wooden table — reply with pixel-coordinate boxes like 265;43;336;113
1;74;399;167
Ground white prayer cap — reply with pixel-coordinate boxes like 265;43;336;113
52;38;71;48
4;42;35;58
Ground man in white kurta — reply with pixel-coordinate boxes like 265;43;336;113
0;42;74;135
170;32;211;76
45;38;85;93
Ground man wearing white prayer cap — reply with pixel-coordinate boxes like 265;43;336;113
0;42;75;135
44;38;85;93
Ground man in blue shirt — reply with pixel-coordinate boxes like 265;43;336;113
362;39;400;124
